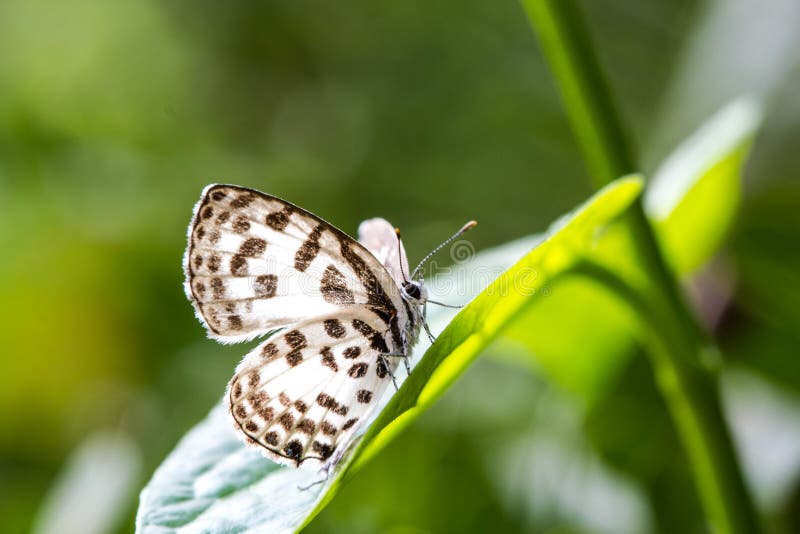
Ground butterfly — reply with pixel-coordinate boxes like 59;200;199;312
183;184;476;468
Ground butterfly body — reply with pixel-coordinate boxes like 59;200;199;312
184;184;425;467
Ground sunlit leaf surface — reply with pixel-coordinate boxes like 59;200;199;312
646;97;762;275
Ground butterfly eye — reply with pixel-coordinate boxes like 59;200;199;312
402;282;422;300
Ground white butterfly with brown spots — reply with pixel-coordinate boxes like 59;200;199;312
184;184;475;468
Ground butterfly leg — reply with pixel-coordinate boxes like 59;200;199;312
384;325;412;378
379;354;399;390
422;301;436;344
382;352;417;389
297;445;347;491
297;475;326;492
297;465;331;491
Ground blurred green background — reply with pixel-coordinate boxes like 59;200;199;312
1;0;798;532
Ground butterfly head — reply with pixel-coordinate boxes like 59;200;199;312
401;280;427;304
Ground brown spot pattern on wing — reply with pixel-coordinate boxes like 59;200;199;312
316;393;348;416
230;255;247;276
239;237;267;257
259;406;275;422
250;391;268;408
278;412;295;431
285;330;307;349
316;393;335;408
285;349;303;367
231;193;256;208
321;347;338;372
351;319;389;353
232;215;250;234
261;343;278;359
248;370;260;387
347;363;368;379
264;432;279;446
312;441;333;460
253;274;278;298
207;254;221;273
297;419;315;435
265;206;292;230
342;418;358;431
284;440;303;463
210;278;225;299
323;319;346;339
376;357;389;378
343;346;361;359
294;224;323;272
321;265;354;305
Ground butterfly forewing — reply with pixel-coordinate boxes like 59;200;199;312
184;185;408;344
228;310;398;466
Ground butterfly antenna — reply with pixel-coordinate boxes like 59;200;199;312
411;220;477;280
395;228;411;283
426;299;464;309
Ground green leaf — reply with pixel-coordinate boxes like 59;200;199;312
136;177;643;533
645;97;762;275
502;275;639;402
136;403;325;532
504;99;762;403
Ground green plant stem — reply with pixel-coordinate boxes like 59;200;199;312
569;248;760;534
522;0;635;187
627;203;760;534
523;1;760;531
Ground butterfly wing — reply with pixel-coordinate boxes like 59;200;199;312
228;309;398;466
184;184;408;347
357;217;410;288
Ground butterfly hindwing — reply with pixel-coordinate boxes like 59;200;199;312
357;218;410;289
184;184;408;344
228;310;398;466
